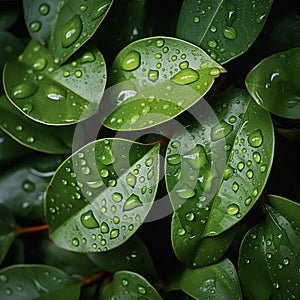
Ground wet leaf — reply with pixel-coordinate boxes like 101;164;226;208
103;36;226;131
99;270;162;299
24;0;114;64
246;47;300;119
0;264;81;299
166;89;274;257
239;203;300;300
0;95;74;154
176;0;273;64
45;138;160;252
0;154;64;220
0;205;18;264
3;40;107;125
180;258;242;300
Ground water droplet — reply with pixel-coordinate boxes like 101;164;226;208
100;222;109;233
33;58;47;71
223;26;236;39
273;282;280;289
245;197;252;206
81;166;90;175
260;165;267;173
248;130;263;147
283;258;290;265
266;239;272;246
211;120;233;141
110;229;119;239
155;38;164;47
246;169;254;179
30;21;41;32
148;69;159;82
108;179;116;187
232;182;239;192
224;165;235;180
237;162;245;171
87;179;104;188
126;173;136;187
171;140;181;149
229;116;236;124
81;210;99;229
183;144;208;169
91;1;110;20
75;70;82;78
163;46;169;53
193;16;200;23
15;125;23;131
62;15;82;48
0;274;8;282
122;50;141;71
186;212;195;221
226;203;239;215
167;153;181;165
176;186;195;199
47;85;67;101
178;228;186;236
171;68;199;85
210;25;217;32
208;40;217;48
179;61;189;70
256;13;266;24
112;192;123;202
100;169;109;177
253;152;261;163
12;83;38;99
39;3;50;15
113;216;120;224
145;157;153;167
72;238;79;247
123;194;143;211
5;288;12;295
141;105;151;115
81;52;95;64
138;286;146;294
122;279;129;286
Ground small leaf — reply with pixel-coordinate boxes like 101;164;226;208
99;270;162;299
3;40;107;125
246;47;300;119
180;258;242;300
103;36;226;131
0;205;18;264
176;0;273;64
45;138;160;252
24;0;114;64
0;264;81;300
0;95;74;154
239;203;300;300
166;89;274;248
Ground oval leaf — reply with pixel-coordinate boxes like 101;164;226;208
180;258;242;300
24;0;114;64
102;36;226;131
0;95;74;153
99;270;162;300
245;47;300;119
166;89;274;242
45;138;160;252
176;0;273;64
0;264;81;300
3;40;107;125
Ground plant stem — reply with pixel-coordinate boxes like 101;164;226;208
18;224;49;234
82;271;106;286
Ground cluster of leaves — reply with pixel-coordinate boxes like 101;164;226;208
0;0;299;299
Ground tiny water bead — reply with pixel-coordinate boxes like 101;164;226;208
101;222;109;233
112;192;123;202
61;15;83;48
223;26;237;39
211;120;233;141
176;186;195;199
138;286;147;294
208;40;217;48
253;152;261;163
30;21;41;32
122;50;141;71
194;16;200;23
126;173;136;187
39;3;50;15
81;51;96;63
0;274;8;282
167;154;181;165
226;203;239;215
248;130;263;147
12;83;38;99
110;229;119;239
186;212;195;221
171;68;199;85
232;182;239;192
148;69;159;82
237;162;245;171
72;238;79;247
91;1;110;20
123;194;143;211
15;125;23;131
178;228;186;236
122;279;129;286
81;210;99;229
33;58;47;71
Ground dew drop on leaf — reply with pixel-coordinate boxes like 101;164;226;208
248;130;263;147
61;15;83;48
122;50;141;71
39;3;50;15
167;154;181;165
126;173;136;187
211;120;233;141
72;238;80;247
110;229;119;239
91;1;110;20
171;68;199;85
33;58;47;71
226;203;239;215
176;186;195;199
148;69;159;82
81;210;99;229
12;83;38;99
223;26;237;40
30;21;41;32
100;222;109;233
123;194;143;211
112;192;123;202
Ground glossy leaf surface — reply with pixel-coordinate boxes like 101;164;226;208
3;40;106;125
99;270;162;299
103;36;226;130
24;0;114;64
0;95;74;153
166;89;274;266
180;258;242;299
0;205;18;264
177;0;273;64
0;264;81;300
45;138;160;252
246;47;300;119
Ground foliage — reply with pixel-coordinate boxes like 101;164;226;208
0;0;299;299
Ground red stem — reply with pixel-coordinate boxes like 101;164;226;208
18;224;49;234
82;271;106;286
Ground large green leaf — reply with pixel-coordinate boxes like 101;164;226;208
245;47;300;119
166;89;274;261
45;138;160;252
239;202;300;300
98;270;162;300
24;0;114;64
0;154;64;220
0;95;74;153
180;258;242;300
103;36;226;130
0;264;81;300
3;40;106;125
0;205;18;264
176;0;273;64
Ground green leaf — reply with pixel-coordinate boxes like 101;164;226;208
239;204;300;300
180;258;242;300
166;89;274;244
24;0;114;64
45;138;160;252
245;47;300;119
3;40;107;125
0;205;18;264
99;270;162;300
0;264;81;299
0;10;19;30
0;154;64;220
0;95;74;153
103;36;226;131
176;0;273;64
88;235;158;279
